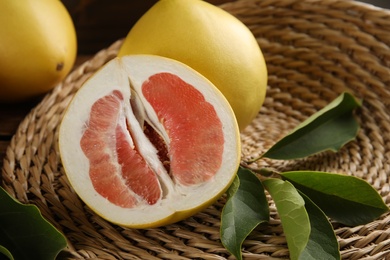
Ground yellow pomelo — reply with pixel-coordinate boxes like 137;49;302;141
118;0;267;131
0;0;77;102
59;55;240;228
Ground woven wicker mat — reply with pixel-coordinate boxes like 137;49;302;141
2;0;390;259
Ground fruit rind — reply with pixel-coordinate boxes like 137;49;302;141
59;55;240;228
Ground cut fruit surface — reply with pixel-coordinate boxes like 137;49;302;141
59;55;241;228
142;73;224;186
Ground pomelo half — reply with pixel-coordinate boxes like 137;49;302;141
59;55;241;228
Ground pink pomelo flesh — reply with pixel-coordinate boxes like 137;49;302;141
80;72;224;208
80;90;161;207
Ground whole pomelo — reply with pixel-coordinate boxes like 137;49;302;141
118;0;267;131
0;0;77;103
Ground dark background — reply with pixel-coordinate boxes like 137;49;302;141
60;0;390;55
358;0;390;8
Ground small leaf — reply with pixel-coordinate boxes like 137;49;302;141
263;178;310;260
0;187;67;260
0;245;13;260
261;92;361;160
281;171;389;226
299;192;340;260
221;167;269;260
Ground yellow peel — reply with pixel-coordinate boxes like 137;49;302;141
0;0;77;102
118;0;267;130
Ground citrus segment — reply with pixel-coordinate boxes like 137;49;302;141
115;124;161;205
142;73;224;186
80;90;162;208
59;55;241;228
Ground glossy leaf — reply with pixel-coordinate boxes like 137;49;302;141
281;171;389;226
299;192;340;260
263;178;310;260
221;167;269;260
0;187;67;260
0;245;13;260
261;92;361;160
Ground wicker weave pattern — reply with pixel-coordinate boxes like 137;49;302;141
2;0;390;259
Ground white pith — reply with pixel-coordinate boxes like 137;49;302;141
59;55;240;227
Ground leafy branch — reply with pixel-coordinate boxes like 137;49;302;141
0;187;67;260
221;92;389;260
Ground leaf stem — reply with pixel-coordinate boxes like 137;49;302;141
244;155;262;164
239;163;281;181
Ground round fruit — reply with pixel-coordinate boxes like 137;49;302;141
118;0;267;131
0;0;77;103
59;55;241;228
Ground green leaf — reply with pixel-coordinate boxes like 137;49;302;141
221;167;269;260
263;178;310;260
281;171;389;226
0;187;67;260
261;92;361;160
0;245;13;260
299;192;340;260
